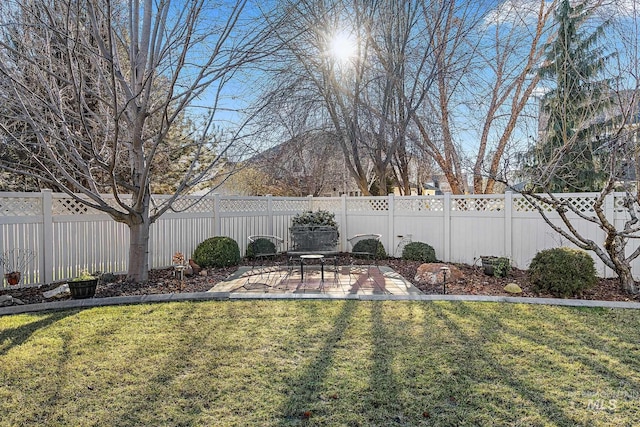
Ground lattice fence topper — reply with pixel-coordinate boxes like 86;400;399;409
311;198;342;212
613;195;640;213
168;197;215;213
451;197;504;212
347;198;389;212
53;197;99;215
0;197;42;216
273;199;308;212
513;194;601;213
395;197;444;212
220;198;268;213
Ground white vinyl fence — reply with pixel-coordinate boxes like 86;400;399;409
0;190;636;286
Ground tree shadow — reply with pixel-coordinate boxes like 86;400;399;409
0;310;76;356
363;301;403;424
276;299;358;425
426;302;586;425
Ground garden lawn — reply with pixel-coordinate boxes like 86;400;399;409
1;301;639;426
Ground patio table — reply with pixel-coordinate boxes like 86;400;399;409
299;254;325;283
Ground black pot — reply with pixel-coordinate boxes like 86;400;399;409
68;278;98;299
481;256;510;277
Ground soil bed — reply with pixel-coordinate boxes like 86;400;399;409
1;256;638;305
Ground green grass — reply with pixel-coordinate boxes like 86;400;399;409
1;301;639;426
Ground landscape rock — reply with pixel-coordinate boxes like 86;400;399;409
0;295;25;306
414;263;464;285
43;284;70;299
199;269;207;276
504;283;522;294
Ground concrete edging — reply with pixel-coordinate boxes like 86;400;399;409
1;292;640;316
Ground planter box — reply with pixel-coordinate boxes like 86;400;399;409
68;278;98;299
290;226;339;255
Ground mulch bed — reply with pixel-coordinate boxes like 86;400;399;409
1;256;639;305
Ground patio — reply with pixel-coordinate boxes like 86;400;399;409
211;264;423;296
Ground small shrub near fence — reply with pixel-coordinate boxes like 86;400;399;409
529;247;597;297
402;242;437;263
193;237;241;268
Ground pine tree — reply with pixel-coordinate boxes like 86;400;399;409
533;0;616;193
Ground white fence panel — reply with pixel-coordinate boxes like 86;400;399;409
1;190;640;287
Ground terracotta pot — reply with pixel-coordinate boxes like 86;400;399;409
4;271;21;286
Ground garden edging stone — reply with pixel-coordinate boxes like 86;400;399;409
1;291;640;317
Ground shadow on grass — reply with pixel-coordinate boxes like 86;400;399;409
471;305;640;405
365;301;403;423
277;300;358;424
429;302;581;425
0;310;76;356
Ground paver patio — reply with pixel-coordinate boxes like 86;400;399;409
211;265;423;296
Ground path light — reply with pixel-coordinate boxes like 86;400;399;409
440;266;450;295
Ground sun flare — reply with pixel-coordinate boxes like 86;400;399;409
328;30;357;63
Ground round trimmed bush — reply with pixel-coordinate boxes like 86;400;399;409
402;242;437;263
352;238;387;259
245;238;276;259
528;247;597;297
193;237;241;268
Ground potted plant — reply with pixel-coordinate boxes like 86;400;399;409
0;249;36;287
290;210;339;253
480;256;511;278
68;269;99;299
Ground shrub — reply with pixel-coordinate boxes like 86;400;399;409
352;238;387;259
528;247;597;297
193;237;241;268
246;238;276;259
402;242;437;263
291;210;337;228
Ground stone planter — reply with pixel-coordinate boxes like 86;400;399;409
290;226;339;254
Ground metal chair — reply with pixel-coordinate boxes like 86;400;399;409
346;233;387;293
246;235;287;288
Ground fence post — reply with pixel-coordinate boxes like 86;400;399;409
267;195;274;236
42;190;54;284
505;191;513;262
213;193;221;237
388;193;394;255
444;192;451;262
341;194;348;251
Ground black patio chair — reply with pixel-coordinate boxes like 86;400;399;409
246;235;288;287
346;233;387;293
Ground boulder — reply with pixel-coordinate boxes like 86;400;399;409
414;263;464;285
43;284;70;299
504;283;522;294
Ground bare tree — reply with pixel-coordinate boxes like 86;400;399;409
401;0;556;194
0;0;273;281
264;0;445;196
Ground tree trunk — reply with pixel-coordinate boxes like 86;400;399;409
615;264;638;294
127;218;151;283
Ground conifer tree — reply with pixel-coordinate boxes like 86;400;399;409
532;0;616;192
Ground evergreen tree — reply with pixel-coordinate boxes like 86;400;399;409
532;0;616;193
